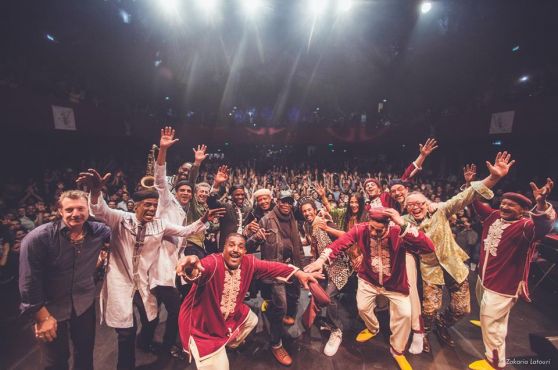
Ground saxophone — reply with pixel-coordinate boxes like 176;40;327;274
140;144;158;189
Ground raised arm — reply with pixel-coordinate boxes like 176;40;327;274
402;138;439;181
528;178;556;240
188;144;208;184
76;169;123;228
164;208;225;238
155;127;180;211
314;182;331;212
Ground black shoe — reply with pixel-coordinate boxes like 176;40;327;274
435;323;455;347
169;345;186;360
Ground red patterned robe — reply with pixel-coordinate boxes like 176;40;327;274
472;199;556;300
322;223;435;294
178;253;297;359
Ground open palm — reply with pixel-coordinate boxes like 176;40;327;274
486;151;515;179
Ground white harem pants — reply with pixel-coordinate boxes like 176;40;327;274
357;277;412;354
189;309;258;370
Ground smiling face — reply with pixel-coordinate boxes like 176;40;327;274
349;195;360;214
135;198;158;223
278;198;294;215
196;185;210;205
58;196;89;230
499;198;525;221
390;184;408;204
405;193;429;221
177;163;191;180
175;184;193;206
365;181;381;198
232;188;246;208
301;203;317;223
256;194;272;211
223;234;247;270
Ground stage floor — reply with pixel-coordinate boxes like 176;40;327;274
3;274;557;370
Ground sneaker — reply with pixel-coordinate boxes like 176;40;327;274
324;329;342;356
271;345;293;366
408;332;424;354
391;348;412;370
355;328;376;342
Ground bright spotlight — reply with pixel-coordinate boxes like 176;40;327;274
119;9;131;24
158;0;178;15
518;75;529;83
242;0;264;18
198;0;219;17
308;0;328;17
421;2;432;14
337;0;353;13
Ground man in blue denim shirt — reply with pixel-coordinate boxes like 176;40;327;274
19;190;111;370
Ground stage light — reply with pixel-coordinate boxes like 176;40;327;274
308;0;328;17
46;34;56;42
512;45;520;52
197;0;219;17
241;0;264;18
119;9;131;24
420;2;432;14
158;0;178;15
337;0;353;13
519;75;529;83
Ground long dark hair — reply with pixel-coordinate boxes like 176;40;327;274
342;192;365;231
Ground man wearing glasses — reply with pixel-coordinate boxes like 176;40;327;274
256;190;304;366
403;152;515;353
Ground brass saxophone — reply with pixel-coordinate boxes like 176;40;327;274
140;144;158;189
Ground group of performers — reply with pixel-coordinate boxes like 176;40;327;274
19;126;556;370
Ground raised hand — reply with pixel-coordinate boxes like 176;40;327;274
214;165;230;185
314;182;326;198
76;169;111;195
160;126;179;149
176;255;205;282
463;164;477;184
419;138;439;157
530;178;554;207
193;144;208;165
486;151;515;179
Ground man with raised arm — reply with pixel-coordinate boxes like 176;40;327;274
305;207;435;370
76;169;224;370
402;152;514;352
177;233;320;370
466;174;555;370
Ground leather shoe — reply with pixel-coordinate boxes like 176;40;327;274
272;346;293;366
435;322;455;347
282;316;295;326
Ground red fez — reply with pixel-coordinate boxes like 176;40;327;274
368;207;390;223
363;178;381;189
502;192;532;209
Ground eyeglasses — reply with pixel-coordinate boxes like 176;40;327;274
279;198;294;206
406;201;426;209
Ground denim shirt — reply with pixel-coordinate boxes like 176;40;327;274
19;220;111;321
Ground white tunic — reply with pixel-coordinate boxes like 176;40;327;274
90;196;205;328
150;162;190;288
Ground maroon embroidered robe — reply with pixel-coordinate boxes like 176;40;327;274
472;199;556;300
322;223;435;294
178;253;297;359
